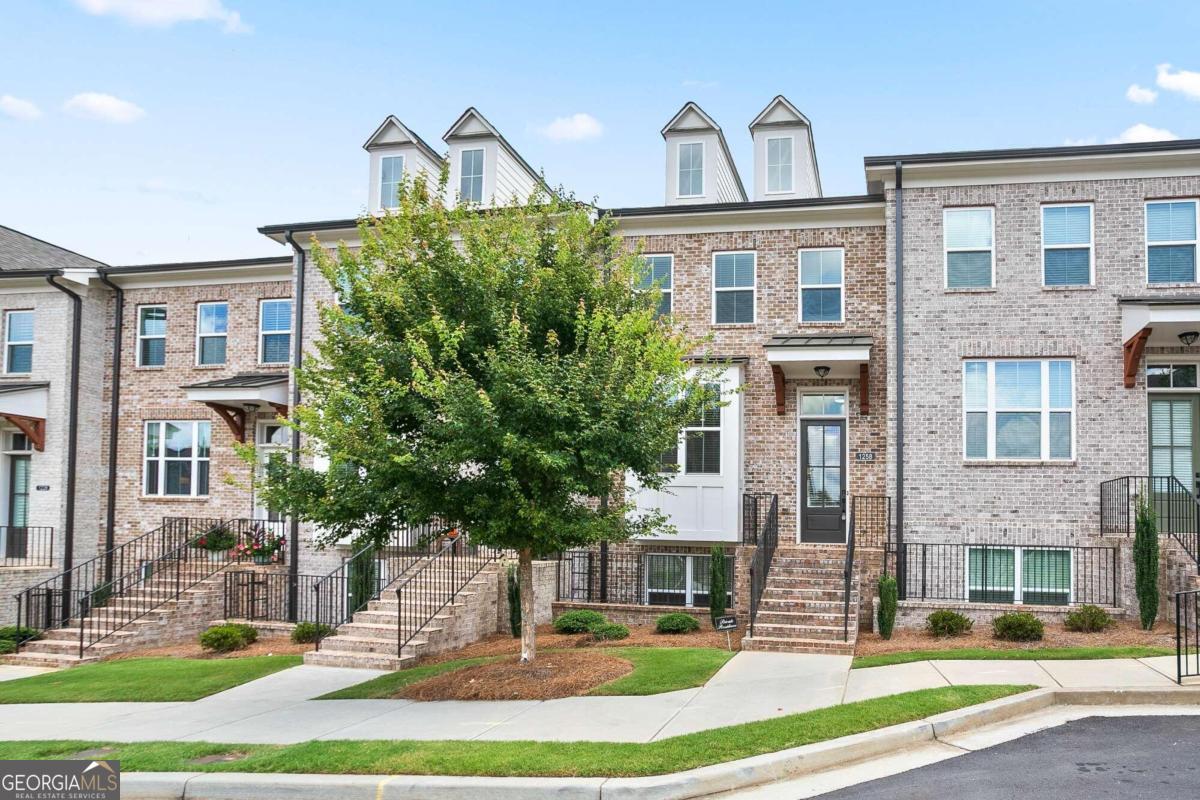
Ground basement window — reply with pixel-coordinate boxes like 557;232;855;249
967;546;1071;605
645;553;734;607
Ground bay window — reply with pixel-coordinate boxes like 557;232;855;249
963;359;1074;461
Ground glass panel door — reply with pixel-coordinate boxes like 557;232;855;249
5;454;29;558
800;420;846;543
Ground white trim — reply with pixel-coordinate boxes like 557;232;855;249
676;141;705;199
1145;198;1199;284
1145;360;1200;392
459;147;485;204
943;207;996;289
798;247;845;324
765;135;795;195
378;153;406;210
964;545;1074;605
3;309;33;376
1041;202;1094;287
643;551;734;607
194;301;228;367
796;387;850;544
962;359;1076;462
258;298;293;366
136;304;167;368
142;420;211;498
711;250;756;325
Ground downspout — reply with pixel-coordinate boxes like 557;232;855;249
47;275;82;618
893;162;906;599
96;272;124;583
284;231;305;622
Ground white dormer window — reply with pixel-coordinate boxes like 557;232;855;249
460;148;484;203
380;155;405;209
678;142;703;198
766;137;793;194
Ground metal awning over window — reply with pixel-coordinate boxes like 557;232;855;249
182;373;288;442
0;382;48;451
1119;297;1200;388
763;335;873;416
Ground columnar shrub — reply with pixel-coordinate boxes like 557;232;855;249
877;574;897;640
708;546;727;626
1134;496;1159;631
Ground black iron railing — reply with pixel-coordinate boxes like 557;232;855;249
850;495;893;550
1176;589;1200;684
884;541;1120;607
1101;475;1199;568
395;531;501;656
224;571;322;623
746;493;779;638
555;548;735;608
0;526;54;568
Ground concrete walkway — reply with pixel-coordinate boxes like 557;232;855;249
0;653;1191;744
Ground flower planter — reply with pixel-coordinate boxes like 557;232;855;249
253;553;271;565
207;550;226;564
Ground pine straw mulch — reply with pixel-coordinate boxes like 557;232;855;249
398;651;634;701
855;619;1175;656
421;624;743;665
110;637;312;661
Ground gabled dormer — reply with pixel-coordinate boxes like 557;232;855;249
363;115;444;213
748;96;821;201
661;102;747;206
442;107;542;208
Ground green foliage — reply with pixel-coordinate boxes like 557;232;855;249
195;525;236;552
506;564;521;638
926;610;973;637
590;622;630;641
1063;604;1114;633
708;546;727;626
0;640;14;655
199;625;252;653
88;583;113;609
655;612;701;634
291;622;333;644
0;626;42;643
553;610;606;634
228;623;258;645
1134;496;1159;630
877;574;897;640
992;612;1044;642
347;546;379;615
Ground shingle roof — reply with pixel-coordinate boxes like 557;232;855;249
0;224;106;272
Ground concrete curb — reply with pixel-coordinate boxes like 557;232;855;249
118;688;1200;800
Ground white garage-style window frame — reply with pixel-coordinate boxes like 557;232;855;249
1146;199;1198;284
966;545;1073;605
766;135;794;194
712;251;756;324
963;359;1075;461
4;310;33;375
644;552;735;607
258;299;293;365
1042;202;1094;287
944;207;995;289
143;420;211;497
195;301;228;366
379;154;405;210
799;247;844;323
677;141;704;198
137;304;167;367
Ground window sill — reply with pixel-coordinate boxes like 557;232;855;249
944;287;996;294
798;320;846;327
710;323;757;329
193;364;227;370
1145;282;1200;290
139;495;212;502
0;373;33;379
257;363;290;368
133;365;165;371
1041;285;1096;292
963;459;1077;467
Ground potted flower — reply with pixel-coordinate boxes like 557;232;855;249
196;525;236;563
235;529;286;565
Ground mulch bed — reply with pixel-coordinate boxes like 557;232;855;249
855;619;1175;656
111;637;312;661
422;624;741;665
399;651;634;701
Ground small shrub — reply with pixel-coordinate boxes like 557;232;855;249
229;623;259;644
195;524;236;552
926;609;973;637
291;621;332;644
992;611;1044;642
0;639;15;655
591;622;630;641
1064;604;1114;633
553;609;606;634
200;624;250;653
877;574;897;640
0;626;42;643
656;612;701;634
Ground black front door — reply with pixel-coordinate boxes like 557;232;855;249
800;420;846;543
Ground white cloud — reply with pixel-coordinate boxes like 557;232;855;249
72;0;249;33
0;95;42;121
537;113;604;142
1126;84;1158;104
63;92;145;124
1156;63;1200;100
1108;123;1179;144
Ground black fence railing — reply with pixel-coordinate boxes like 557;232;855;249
1176;589;1200;684
1101;475;1199;568
555;548;736;609
884;542;1120;608
395;532;501;655
850;495;893;550
746;493;779;638
0;526;54;568
224;571;322;623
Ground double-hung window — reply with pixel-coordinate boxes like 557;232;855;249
660;383;721;474
1042;204;1093;286
766;136;793;194
645;553;734;607
713;252;755;324
196;302;228;366
137;306;167;367
259;299;292;365
1147;200;1198;283
459;148;484;203
144;421;210;496
380;155;404;209
963;359;1074;461
4;311;33;374
968;546;1071;605
637;255;673;316
799;248;843;323
678;142;703;197
944;208;994;288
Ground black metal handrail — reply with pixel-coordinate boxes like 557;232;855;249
1101;475;1199;568
0;526;54;568
1176;589;1199;684
843;503;857;642
225;571;322;623
746;493;778;638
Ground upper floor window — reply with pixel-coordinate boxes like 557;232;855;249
713;252;755;324
684;384;721;474
144;420;210;496
678;142;704;197
137;305;167;367
963;359;1074;461
799;248;844;323
944;207;994;289
196;302;228;366
1042;204;1093;286
259;299;292;365
1147;200;1197;284
4;310;33;374
380;155;405;209
637;255;673;316
766;136;793;194
459;148;484;203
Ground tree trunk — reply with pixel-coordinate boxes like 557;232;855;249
518;547;537;664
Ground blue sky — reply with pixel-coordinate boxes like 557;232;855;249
2;0;1199;264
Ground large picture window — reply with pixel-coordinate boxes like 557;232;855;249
944;207;994;288
963;359;1074;461
1147;200;1197;284
645;553;734;607
144;421;210;496
713;252;755;324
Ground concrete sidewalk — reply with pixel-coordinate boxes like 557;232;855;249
0;652;1191;744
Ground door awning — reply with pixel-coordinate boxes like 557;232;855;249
0;382;49;451
763;335;873;416
1119;297;1200;387
182;373;288;442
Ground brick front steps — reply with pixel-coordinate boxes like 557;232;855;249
742;546;859;656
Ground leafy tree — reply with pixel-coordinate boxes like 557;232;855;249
256;178;712;663
1134;495;1159;630
708;545;727;626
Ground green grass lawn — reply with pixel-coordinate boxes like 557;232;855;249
319;646;735;700
0;684;1030;777
852;645;1174;669
0;656;303;703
